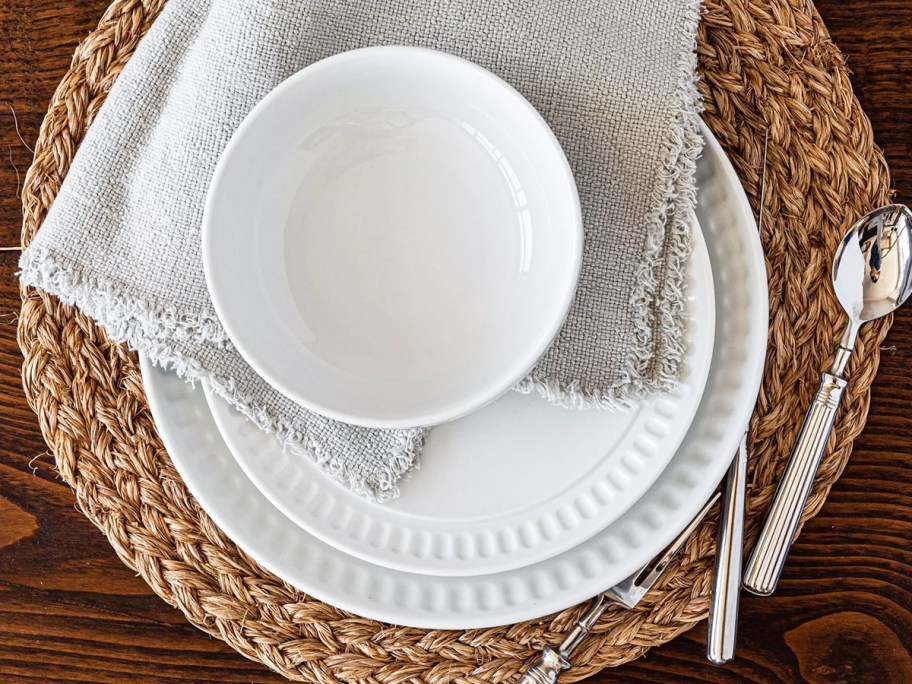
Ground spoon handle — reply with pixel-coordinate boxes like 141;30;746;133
743;371;847;596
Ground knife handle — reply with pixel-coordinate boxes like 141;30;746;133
707;433;748;664
743;371;847;596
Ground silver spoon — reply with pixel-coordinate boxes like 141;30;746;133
743;203;912;596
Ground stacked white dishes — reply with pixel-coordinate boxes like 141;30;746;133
142;49;768;629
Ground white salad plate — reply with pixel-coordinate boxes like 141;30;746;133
142;123;768;629
203;220;713;577
202;46;583;429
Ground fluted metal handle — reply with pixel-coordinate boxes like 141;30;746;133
743;371;847;596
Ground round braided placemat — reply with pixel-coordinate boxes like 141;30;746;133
18;0;894;681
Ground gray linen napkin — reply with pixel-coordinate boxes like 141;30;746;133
20;0;702;500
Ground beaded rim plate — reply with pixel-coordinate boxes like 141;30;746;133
141;123;768;628
202;219;713;577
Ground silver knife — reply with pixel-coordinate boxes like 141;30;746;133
517;490;721;684
705;126;770;664
706;431;748;663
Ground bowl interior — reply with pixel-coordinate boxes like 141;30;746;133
204;47;582;428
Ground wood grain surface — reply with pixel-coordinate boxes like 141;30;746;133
1;1;910;682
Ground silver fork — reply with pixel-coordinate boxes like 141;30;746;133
517;491;721;684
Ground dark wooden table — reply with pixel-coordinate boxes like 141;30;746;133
1;2;910;682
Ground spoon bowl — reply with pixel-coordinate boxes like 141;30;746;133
832;204;912;324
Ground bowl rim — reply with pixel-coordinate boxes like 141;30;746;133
202;45;583;428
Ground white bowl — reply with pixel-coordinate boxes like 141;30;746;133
203;47;582;429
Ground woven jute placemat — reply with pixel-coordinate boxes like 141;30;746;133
18;0;894;681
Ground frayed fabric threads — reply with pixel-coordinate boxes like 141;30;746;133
20;245;425;502
20;0;702;499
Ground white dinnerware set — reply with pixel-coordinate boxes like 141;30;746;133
142;47;769;631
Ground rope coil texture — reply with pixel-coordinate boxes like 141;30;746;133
17;0;894;681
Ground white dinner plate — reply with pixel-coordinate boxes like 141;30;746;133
142;123;768;629
204;219;713;577
202;47;582;429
